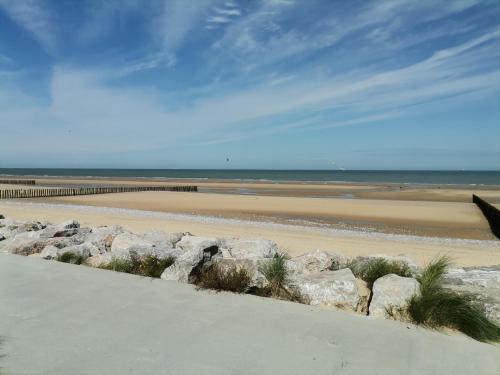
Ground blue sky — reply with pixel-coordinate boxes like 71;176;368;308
0;0;499;170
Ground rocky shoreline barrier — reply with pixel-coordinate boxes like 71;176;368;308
1;214;499;340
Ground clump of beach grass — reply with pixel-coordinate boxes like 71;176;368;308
197;263;252;293
99;255;175;278
406;256;500;343
57;252;85;265
259;252;308;304
343;257;413;288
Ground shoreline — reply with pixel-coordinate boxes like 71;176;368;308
2;172;500;188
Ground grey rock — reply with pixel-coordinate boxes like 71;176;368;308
289;250;345;275
84;253;113;267
370;274;420;319
176;235;219;263
39;227;79;239
444;267;500;322
140;230;186;249
40;245;60;260
0;228;86;256
40;242;96;260
218;237;278;260
110;232;177;260
293;268;360;311
110;232;156;259
86;225;124;253
161;235;219;283
160;261;193;283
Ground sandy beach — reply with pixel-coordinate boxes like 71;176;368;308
1;176;500;267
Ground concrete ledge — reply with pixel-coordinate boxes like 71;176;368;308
0;253;499;374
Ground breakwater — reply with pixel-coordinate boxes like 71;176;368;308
473;194;500;239
0;179;36;185
0;185;197;199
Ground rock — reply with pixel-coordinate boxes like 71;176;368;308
293;268;360;311
356;279;371;314
0;234;5;242
214;258;268;288
40;245;60;259
84;253;113;267
110;232;156;259
39;226;80;239
161;235;219;283
111;232;178;260
290;250;345;274
444;267;500;322
0;214;4;219
218;237;278;260
0;227;87;256
160;261;193;283
140;230;186;249
58;219;80;230
175;235;219;263
7;221;47;236
369;274;420;319
40;242;96;260
85;226;124;253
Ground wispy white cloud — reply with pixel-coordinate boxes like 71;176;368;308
0;0;56;52
215;8;241;16
205;2;242;29
0;53;13;65
207;16;231;24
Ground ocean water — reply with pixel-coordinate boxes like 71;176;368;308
1;168;499;185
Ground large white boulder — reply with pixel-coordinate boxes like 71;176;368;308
218;237;278;260
40;242;97;260
293;268;360;311
369;274;420;319
445;267;500;322
161;235;219;283
175;235;219;263
110;232;156;259
86;225;124;253
39;245;60;259
289;250;345;275
140;230;186;249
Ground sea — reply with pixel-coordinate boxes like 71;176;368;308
1;169;499;185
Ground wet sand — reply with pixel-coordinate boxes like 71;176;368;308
22;189;496;240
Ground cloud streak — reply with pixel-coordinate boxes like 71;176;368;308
0;0;56;52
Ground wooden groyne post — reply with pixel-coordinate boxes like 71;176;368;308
0;185;198;200
473;194;500;240
0;179;36;185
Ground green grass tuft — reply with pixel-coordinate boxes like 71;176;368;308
259;252;308;304
57;252;85;265
197;264;252;293
261;252;290;295
407;256;500;342
345;258;413;288
99;255;175;278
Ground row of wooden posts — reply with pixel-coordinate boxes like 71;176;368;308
0;179;36;185
0;185;198;199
